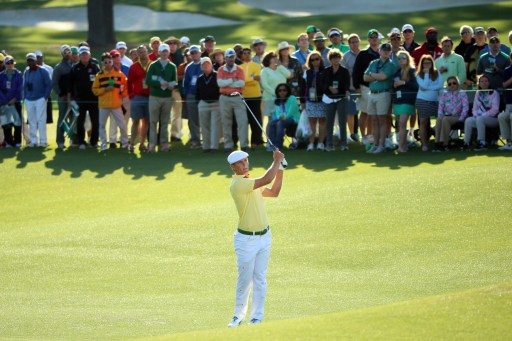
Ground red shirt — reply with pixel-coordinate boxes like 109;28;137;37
127;61;150;98
411;42;443;66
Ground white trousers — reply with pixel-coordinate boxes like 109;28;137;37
233;229;272;321
464;116;499;144
498;104;512;141
25;97;47;145
99;108;128;146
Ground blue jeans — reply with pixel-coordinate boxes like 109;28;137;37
267;118;296;149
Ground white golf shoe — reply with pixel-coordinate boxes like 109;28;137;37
227;316;243;328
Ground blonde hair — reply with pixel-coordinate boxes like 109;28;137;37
397;51;414;81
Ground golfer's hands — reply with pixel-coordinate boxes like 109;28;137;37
273;149;285;170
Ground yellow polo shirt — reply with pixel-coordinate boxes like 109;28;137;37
241;61;262;98
230;175;269;231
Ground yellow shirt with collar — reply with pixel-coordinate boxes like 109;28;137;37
230;175;268;231
241;61;262;98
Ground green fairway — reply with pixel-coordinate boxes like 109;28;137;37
2;0;512;339
1;140;511;339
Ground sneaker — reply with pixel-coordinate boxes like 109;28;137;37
109;143;117;149
325;145;335;152
160;146;170;152
248;318;261;325
307;143;314;151
432;143;443;152
316;143;325;151
474;141;487;151
227;316;243;328
190;141;202;149
27;143;36;148
372;146;385;154
366;145;378;153
139;144;147;152
129;145;135;153
498;143;512;151
350;133;360;142
15;144;21;148
340;145;349;151
462;143;470;151
101;144;108;151
147;146;156;154
79;144;86;150
57;143;65;149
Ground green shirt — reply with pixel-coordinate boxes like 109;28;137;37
145;59;178;97
365;58;395;92
329;43;349;54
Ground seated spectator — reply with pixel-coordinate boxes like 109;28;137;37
463;74;500;150
260;51;291;119
433;76;468;151
266;83;300;150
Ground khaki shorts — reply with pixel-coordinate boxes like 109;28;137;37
367;91;391;116
355;85;370;112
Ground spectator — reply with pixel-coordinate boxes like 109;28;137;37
196;57;221;152
401;24;420;54
183;45;203;149
251;38;267;65
463;74;500;150
415;54;443;151
392;51;418;152
201;35;216;58
476;36;511;91
108;49;130;148
35;51;54;124
260;51;291;123
320;49;351;151
115;41;133;67
312;32;331;67
454;25;475;58
210;48;225;71
69;46;100;149
241;47;264;148
434;76;468;151
92;52;129;152
277;41;302;98
128;48;138;63
353;29;381;145
127;44;151;152
327;27;349;53
464;26;488;89
70;46;80;65
148;36;162;61
498;54;512;151
180;36;190;50
233;44;244;65
0;55;23;147
217;48;249;152
301;51;326;151
52;44;73;149
479;26;511;56
24;53;51;147
266;83;300;150
341;33;361;142
291;33;311;68
435;36;466;86
388;28;404;66
411;27;443;66
145;43;177;153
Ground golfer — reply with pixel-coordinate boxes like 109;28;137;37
227;149;284;327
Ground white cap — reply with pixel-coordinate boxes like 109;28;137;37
35;50;43;57
180;36;190;45
402;24;414;32
224;48;236;58
200;57;212;65
159;43;170;52
26;53;37;61
227;150;249;164
78;46;90;54
116;41;127;49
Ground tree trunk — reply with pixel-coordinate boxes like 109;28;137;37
87;0;115;47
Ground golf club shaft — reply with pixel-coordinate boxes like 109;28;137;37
232;92;287;168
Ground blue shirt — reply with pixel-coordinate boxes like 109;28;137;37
24;66;52;101
183;62;203;96
0;69;23;104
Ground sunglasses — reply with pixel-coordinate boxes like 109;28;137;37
448;82;458;86
103;60;113;64
461;31;471;35
403;30;413;34
5;61;14;65
310;58;320;62
369;35;379;39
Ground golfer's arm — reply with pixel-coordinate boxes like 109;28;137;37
263;170;283;197
254;161;280;190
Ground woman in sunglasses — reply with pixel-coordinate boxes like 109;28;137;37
392;51;418;152
266;83;300;150
434;76;468;151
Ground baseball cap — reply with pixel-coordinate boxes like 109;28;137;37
227;150;249;164
116;41;127;49
60;44;71;54
474;27;485;34
379;43;392;50
204;35;215;43
109;49;120;57
0;54;4;62
487;26;498;34
180;36;190;45
225;48;236;58
489;36;500;43
368;29;380;38
328;28;342;37
78;46;90;54
70;46;79;54
425;27;438;35
35;50;43;57
4;55;14;64
26;53;37;61
158;44;170;52
388;27;401;37
306;25;318;34
402;24;414;32
189;45;201;54
200;57;212;65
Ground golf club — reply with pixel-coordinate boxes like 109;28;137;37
231;92;287;168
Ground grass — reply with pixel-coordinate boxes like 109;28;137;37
1;0;512;339
1;135;511;339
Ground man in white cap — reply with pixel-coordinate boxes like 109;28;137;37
401;24;419;54
52;44;73;148
217;48;249;152
115;41;133;67
226;148;284;328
